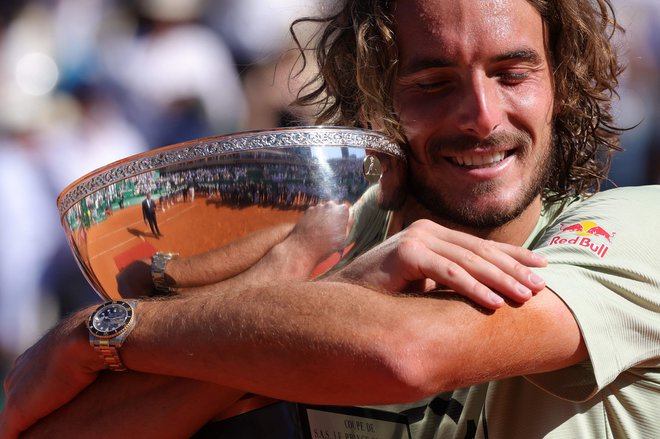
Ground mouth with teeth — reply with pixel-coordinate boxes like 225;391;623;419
448;150;514;168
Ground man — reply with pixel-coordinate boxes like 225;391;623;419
2;0;659;438
141;192;162;237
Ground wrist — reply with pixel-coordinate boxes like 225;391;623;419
65;307;108;373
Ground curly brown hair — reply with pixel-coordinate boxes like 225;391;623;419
291;0;624;200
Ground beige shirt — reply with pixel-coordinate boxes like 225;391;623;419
353;185;660;438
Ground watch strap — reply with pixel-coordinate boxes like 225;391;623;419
90;337;127;371
151;252;179;294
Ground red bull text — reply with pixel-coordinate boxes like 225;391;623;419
549;221;615;258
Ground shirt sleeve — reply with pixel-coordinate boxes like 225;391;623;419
524;185;660;402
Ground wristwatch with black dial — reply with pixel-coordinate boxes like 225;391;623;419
87;299;137;371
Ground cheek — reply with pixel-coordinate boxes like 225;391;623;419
504;83;554;137
509;75;554;117
394;91;446;140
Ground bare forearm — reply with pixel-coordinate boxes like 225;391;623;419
116;223;298;298
22;372;244;439
167;223;296;288
117;283;583;406
192;236;338;295
120;282;419;405
172;203;350;293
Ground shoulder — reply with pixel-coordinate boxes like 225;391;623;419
529;186;660;400
575;185;659;210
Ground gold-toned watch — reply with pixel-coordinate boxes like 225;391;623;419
151;251;179;294
87;300;137;371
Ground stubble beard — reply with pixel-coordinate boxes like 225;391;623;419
408;131;555;230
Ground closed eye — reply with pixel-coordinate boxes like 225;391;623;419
415;80;451;92
397;70;455;93
497;71;530;86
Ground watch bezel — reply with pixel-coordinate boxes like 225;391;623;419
87;300;135;339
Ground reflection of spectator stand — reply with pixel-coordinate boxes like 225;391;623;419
82;203;92;229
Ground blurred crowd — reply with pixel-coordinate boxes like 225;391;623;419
0;0;322;400
0;0;659;407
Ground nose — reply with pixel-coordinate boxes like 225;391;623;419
455;73;504;138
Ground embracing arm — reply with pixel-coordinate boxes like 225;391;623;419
1;203;353;438
116;219;584;401
2;279;585;438
119;281;586;403
1;220;584;437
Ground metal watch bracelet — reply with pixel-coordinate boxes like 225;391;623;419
92;339;128;371
151;252;179;294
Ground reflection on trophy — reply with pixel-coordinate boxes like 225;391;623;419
57;126;411;438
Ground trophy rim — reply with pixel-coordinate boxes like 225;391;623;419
56;125;404;218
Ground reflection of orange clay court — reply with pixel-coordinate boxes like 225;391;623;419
85;196;304;298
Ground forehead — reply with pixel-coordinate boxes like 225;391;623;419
393;0;546;69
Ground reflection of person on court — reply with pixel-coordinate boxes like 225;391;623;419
141;192;161;237
2;0;660;438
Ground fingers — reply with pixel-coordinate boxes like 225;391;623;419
430;221;545;266
413;246;504;309
418;240;536;308
403;220;548;308
488;240;547;267
286;201;352;265
452;238;544;292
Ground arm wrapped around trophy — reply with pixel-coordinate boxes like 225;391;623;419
55;126;413;438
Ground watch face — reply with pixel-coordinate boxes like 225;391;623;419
88;301;134;338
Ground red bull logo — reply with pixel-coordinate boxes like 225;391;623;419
549;221;615;258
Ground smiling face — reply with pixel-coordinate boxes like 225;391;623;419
393;0;555;230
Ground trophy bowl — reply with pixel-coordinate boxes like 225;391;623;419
57;126;406;301
57;126;413;438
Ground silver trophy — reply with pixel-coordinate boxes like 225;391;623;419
57;126;411;438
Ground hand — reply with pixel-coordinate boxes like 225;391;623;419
237;202;352;283
0;310;104;439
19;371;245;439
117;259;154;298
287;201;352;263
325;219;547;309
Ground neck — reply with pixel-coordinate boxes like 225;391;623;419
391;196;542;246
